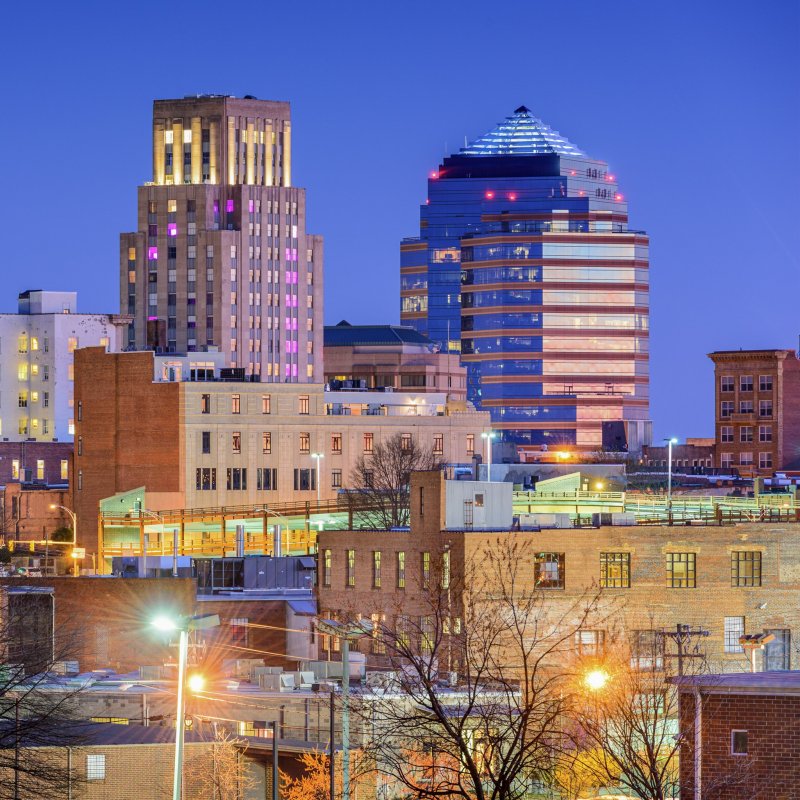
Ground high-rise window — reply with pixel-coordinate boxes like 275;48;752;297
299;433;310;453
466;434;475;455
433;434;444;454
363;433;374;454
261;395;271;414
231;394;241;414
201;431;211;454
397;551;406;589
262;432;271;453
201;394;211;414
299;395;310;415
331;433;342;454
232;432;241;454
346;549;355;587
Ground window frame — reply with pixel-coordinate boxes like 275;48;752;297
666;552;696;589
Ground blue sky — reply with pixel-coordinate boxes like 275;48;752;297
2;0;798;438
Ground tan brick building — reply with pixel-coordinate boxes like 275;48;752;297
73;348;489;550
709;349;800;476
318;471;800;672
121;95;323;382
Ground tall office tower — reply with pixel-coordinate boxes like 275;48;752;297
121;95;323;381
400;107;650;451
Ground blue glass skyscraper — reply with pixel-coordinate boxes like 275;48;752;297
400;107;650;451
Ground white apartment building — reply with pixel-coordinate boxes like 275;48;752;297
0;290;128;442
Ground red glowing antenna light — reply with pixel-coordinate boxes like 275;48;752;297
579;190;585;196
609;174;615;181
485;191;495;199
425;198;430;204
508;192;517;201
430;171;438;179
615;193;623;201
570;170;576;176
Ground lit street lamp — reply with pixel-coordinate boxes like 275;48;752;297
152;613;220;800
311;452;324;506
665;437;679;518
49;504;78;577
316;619;370;800
481;431;497;481
584;668;610;692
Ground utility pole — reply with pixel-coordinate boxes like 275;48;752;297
658;623;709;676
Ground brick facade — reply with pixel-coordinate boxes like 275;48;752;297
0;482;70;540
318;472;800;671
0;440;72;485
677;675;800;800
709;349;800;476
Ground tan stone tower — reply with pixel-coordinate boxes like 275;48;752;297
120;94;323;381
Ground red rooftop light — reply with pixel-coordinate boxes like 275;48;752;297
430;171;438;179
615;193;623;201
508;193;517;201
570;170;576;176
485;191;495;199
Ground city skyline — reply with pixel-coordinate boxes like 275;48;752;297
2;0;798;441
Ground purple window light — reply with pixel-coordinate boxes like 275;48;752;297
248;200;254;213
292;364;298;377
148;246;158;260
167;223;178;237
226;199;235;213
147;315;158;321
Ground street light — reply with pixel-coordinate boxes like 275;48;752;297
152;613;220;800
584;668;610;692
311;452;324;506
665;437;679;517
481;431;497;481
316;619;370;800
49;504;78;577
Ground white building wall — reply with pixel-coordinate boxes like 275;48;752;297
445;480;513;530
0;298;126;442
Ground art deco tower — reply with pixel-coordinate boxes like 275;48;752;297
121;95;323;381
401;107;650;451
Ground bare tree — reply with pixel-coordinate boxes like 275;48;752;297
354;537;606;800
347;433;444;528
564;626;754;800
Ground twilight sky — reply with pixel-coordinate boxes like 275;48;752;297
1;0;798;440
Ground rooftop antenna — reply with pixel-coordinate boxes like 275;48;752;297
464;135;468;148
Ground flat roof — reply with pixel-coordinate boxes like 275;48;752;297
672;670;800;694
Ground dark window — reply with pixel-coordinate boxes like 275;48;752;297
666;553;696;588
201;431;211;454
600;552;630;588
630;630;664;671
764;629;791;670
293;468;316;491
731;551;762;587
731;731;748;755
196;468;216;490
226;468;247;490
535;553;565;589
256;468;277;491
575;630;605;656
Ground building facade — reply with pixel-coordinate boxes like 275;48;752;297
400;106;650;450
676;673;800;800
120;95;323;382
73;348;490;548
709;349;800;477
0;290;127;442
324;321;467;401
318;472;800;672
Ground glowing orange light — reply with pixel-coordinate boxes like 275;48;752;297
485;191;494;199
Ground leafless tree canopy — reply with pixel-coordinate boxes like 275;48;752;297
354;537;606;800
347;433;444;529
184;727;257;800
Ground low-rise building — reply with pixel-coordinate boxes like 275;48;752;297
0;290;128;443
0;481;70;541
324;320;467;401
674;672;800;800
641;437;716;471
73;347;489;549
709;349;800;477
318;471;800;672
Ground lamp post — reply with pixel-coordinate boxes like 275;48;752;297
49;504;78;577
311;453;324;506
481;431;497;482
665;437;678;519
315;619;369;800
152;613;220;800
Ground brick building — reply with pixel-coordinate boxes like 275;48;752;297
709;349;800;477
675;672;800;800
73;347;489;550
641;438;716;471
324;320;467;401
318;471;800;671
0;481;70;541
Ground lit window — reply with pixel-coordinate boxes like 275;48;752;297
666;553;696;588
36;460;44;480
535;553;565;588
298;395;310;415
600;552;631;588
168;199;177;212
261;395;271;414
128;247;136;261
67;337;78;353
396;552;406;589
11;460;19;480
731;552;761;587
346;549;355;587
231;394;240;414
232;431;241;454
68;419;75;436
299;433;310;454
18;364;27;381
373;551;382;588
30;337;39;351
100;337;109;351
60;460;68;480
68;364;74;381
262;432;271;454
17;335;28;354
